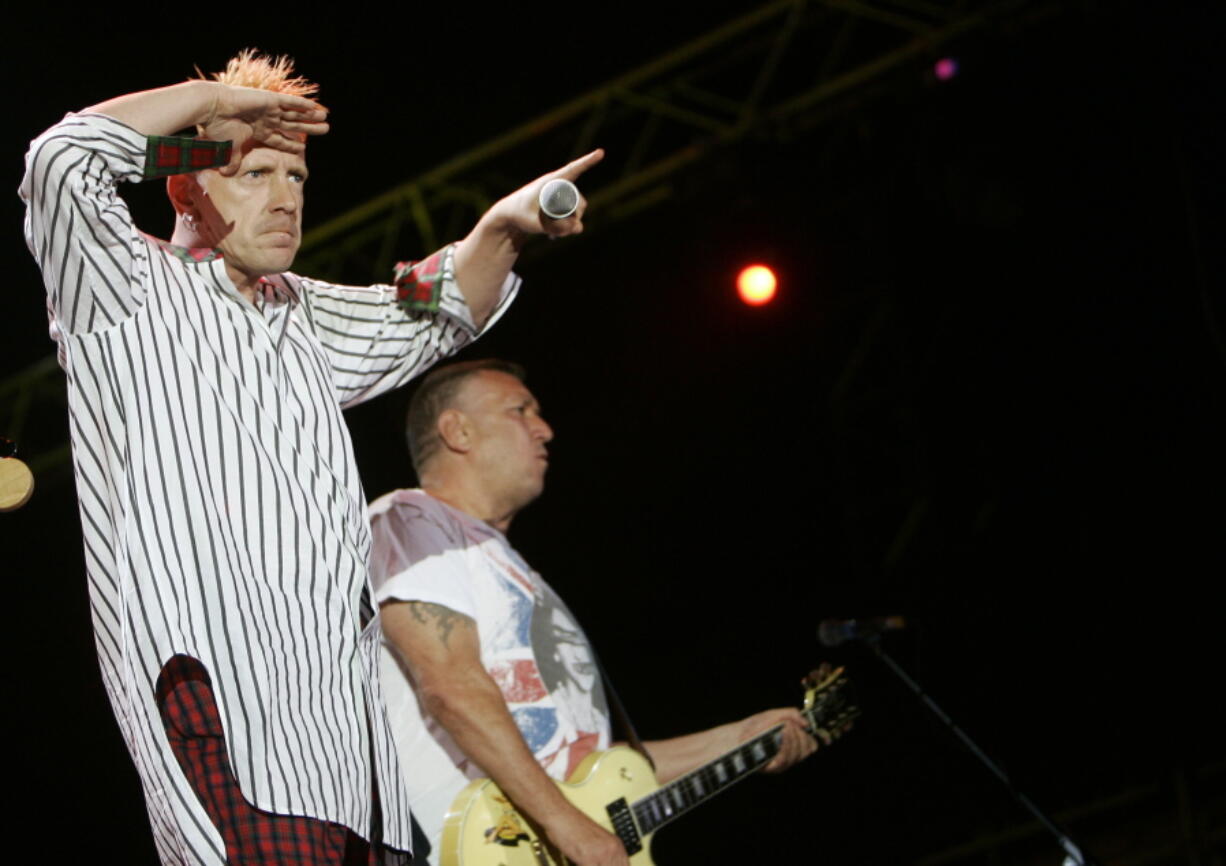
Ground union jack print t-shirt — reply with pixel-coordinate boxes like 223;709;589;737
368;489;611;856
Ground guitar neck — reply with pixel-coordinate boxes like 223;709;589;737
630;704;822;835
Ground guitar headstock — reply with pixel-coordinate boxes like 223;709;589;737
801;665;860;743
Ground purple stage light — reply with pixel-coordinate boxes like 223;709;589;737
934;57;959;81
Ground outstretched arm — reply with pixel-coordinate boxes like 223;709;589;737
641;707;819;785
453;149;604;327
381;600;629;866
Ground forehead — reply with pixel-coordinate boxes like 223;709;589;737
232;145;309;174
461;370;535;407
551;610;583;642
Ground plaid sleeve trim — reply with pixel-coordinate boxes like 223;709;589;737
143;136;232;179
394;244;456;314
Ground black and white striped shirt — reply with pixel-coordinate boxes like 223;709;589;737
21;112;517;865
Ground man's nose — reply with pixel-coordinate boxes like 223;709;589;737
269;175;299;213
535;417;554;442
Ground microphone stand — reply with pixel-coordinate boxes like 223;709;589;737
860;634;1100;866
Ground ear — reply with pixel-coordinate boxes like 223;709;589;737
436;408;472;455
166;173;203;219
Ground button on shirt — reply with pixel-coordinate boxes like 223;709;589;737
20;112;517;865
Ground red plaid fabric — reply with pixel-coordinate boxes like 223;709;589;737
393;247;451;314
143;136;232;179
156;655;379;865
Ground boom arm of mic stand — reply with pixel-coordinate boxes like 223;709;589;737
863;637;1098;866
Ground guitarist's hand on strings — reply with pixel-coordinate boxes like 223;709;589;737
736;707;821;773
542;806;630;866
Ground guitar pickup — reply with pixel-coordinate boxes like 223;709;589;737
606;798;643;855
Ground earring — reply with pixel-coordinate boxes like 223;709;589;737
181;212;197;230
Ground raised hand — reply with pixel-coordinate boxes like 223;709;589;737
490;149;605;241
450;147;606;326
202;85;330;175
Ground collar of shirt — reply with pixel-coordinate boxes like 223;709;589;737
160;242;223;265
157;240;301;317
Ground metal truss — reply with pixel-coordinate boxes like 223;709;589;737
4;0;1045;476
295;0;1040;281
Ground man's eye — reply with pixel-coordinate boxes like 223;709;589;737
290;173;306;184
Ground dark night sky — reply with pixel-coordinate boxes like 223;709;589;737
3;2;1223;863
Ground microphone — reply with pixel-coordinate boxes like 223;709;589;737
538;178;580;219
818;616;906;647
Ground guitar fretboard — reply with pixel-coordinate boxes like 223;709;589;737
631;723;787;835
623;672;856;841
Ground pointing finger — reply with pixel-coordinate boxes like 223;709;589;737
556;148;605;181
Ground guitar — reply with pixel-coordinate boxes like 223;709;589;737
439;666;859;865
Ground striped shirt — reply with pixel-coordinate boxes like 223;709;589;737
20;112;517;865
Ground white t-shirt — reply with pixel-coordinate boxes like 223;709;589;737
368;489;611;858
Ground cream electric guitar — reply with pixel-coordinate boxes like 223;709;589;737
439;667;859;866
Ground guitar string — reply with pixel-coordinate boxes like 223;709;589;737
632;687;857;832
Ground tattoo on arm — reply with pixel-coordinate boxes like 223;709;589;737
408;602;471;648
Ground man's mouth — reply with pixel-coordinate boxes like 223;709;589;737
263;229;298;246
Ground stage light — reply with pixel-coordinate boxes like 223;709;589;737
934;57;959;82
737;265;777;306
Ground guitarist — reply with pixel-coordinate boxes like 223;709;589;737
368;360;819;866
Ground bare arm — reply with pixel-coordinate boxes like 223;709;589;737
452;149;604;327
83;80;328;172
381;600;629;866
84;80;220;137
641;708;819;785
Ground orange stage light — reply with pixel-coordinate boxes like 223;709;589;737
737;265;777;306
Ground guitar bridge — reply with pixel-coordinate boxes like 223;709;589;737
606;798;642;855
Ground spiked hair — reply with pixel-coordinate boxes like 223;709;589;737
196;48;318;98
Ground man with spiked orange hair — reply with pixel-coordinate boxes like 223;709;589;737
20;49;601;866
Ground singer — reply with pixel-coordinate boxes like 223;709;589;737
20;51;599;866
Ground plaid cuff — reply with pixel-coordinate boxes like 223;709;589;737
394;244;456;314
143;136;232;179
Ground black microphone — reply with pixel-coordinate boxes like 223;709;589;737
817;616;906;647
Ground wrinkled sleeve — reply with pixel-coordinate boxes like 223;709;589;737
291;245;519;408
369;497;480;619
20;113;152;336
20;113;230;340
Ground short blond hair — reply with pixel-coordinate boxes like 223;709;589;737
196;48;318;98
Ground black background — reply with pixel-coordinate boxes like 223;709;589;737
3;2;1222;863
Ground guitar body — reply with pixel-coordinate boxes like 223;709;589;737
437;667;858;866
440;746;660;866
